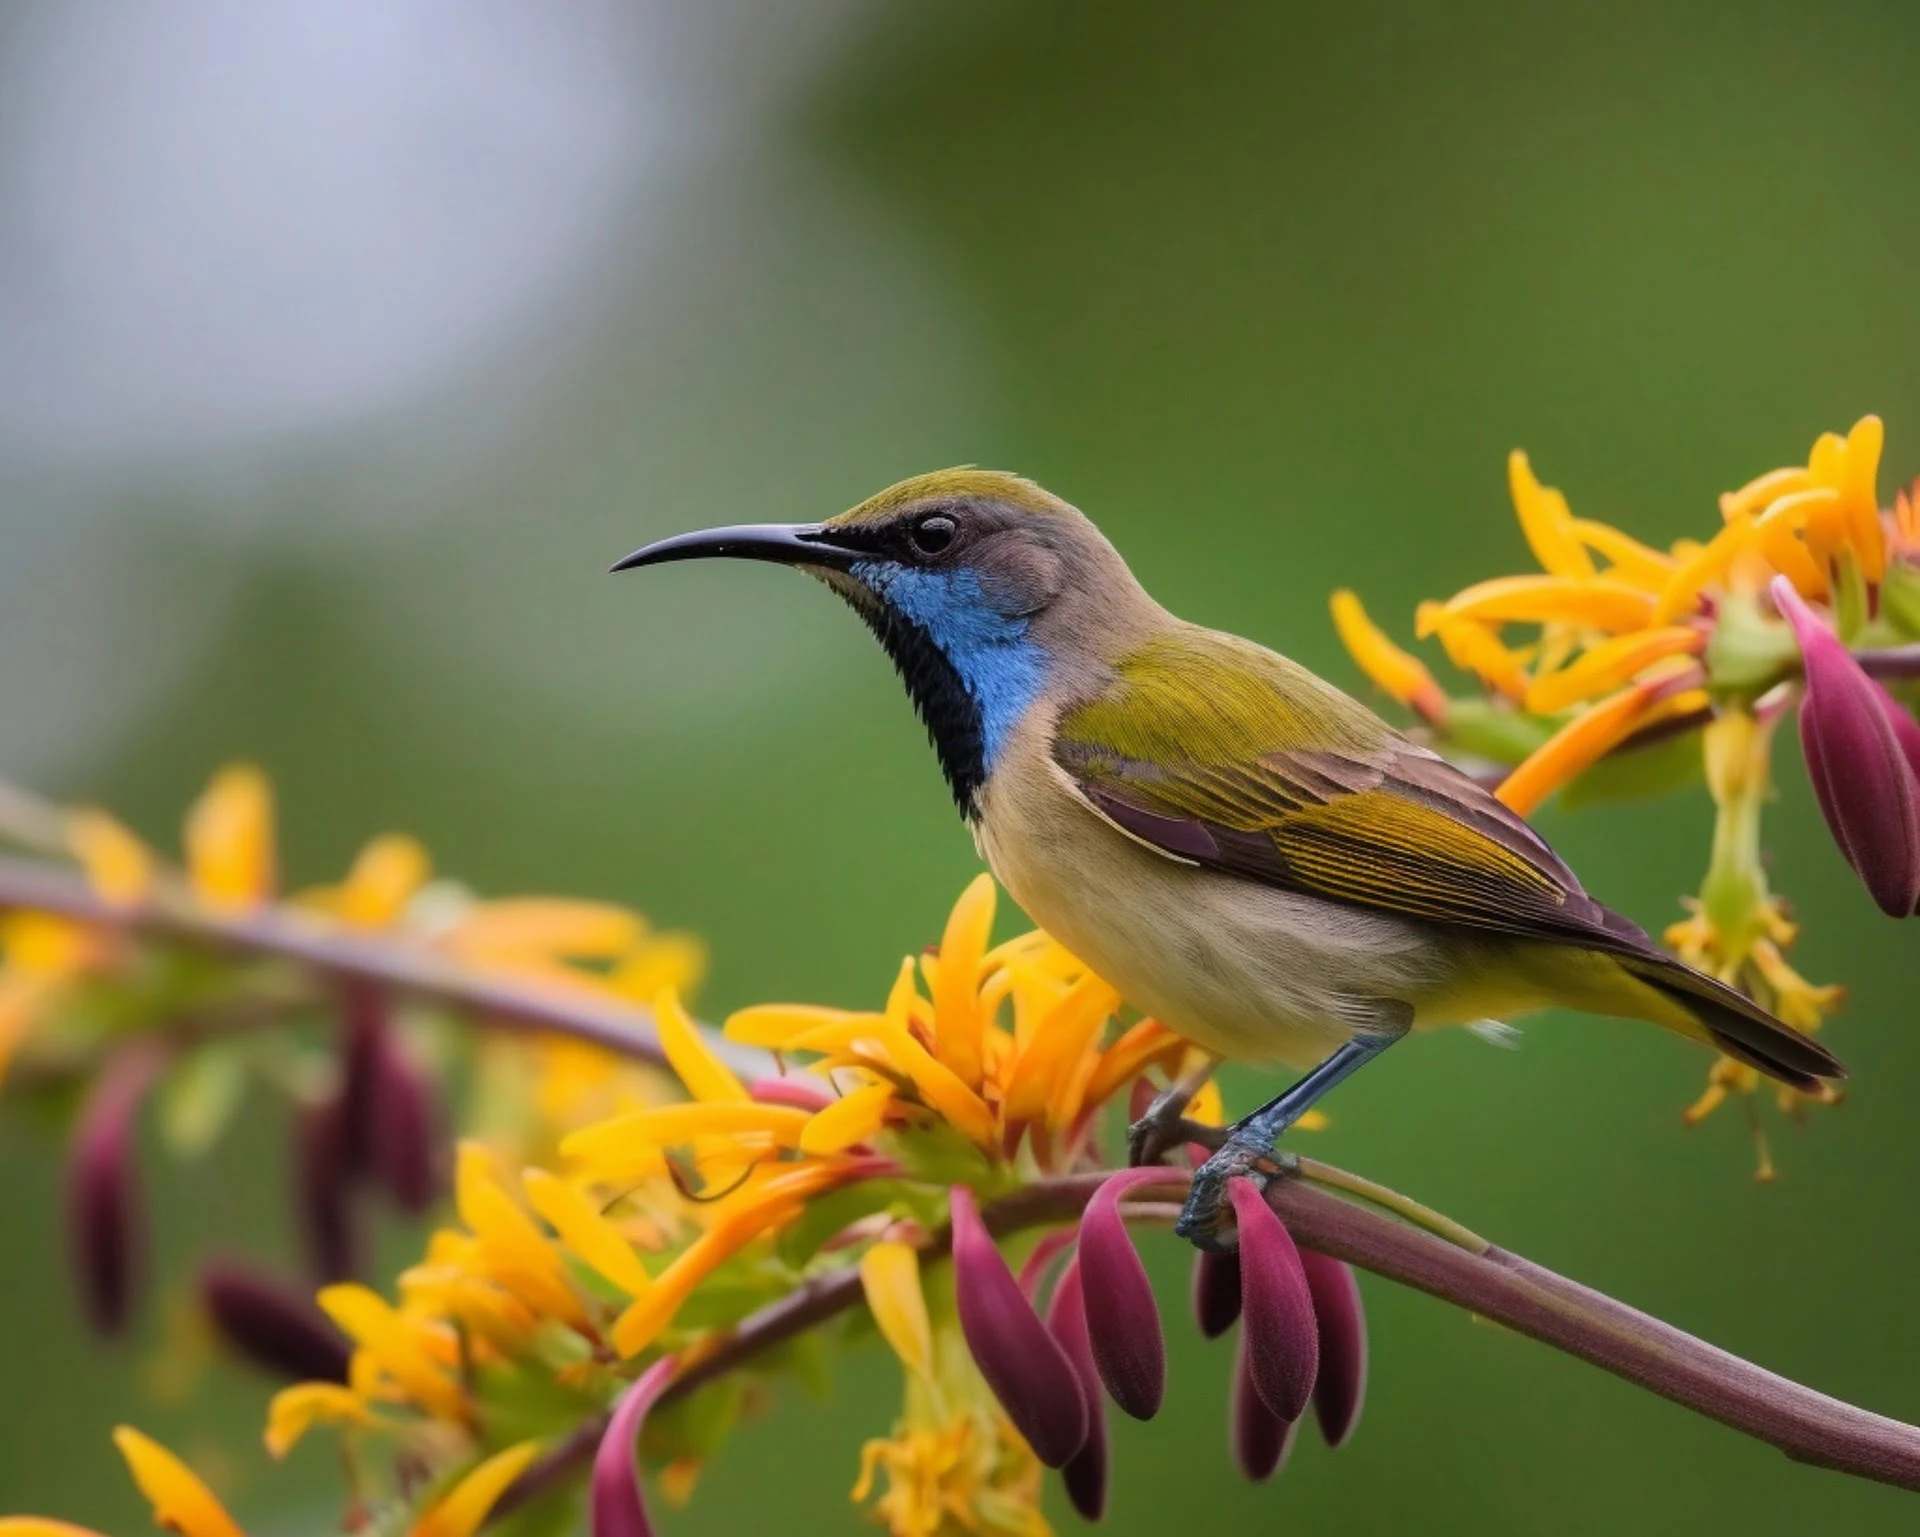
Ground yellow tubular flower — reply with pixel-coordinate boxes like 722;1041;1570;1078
454;1145;592;1332
111;1427;246;1537
800;1082;897;1155
1838;414;1886;581
929;874;997;1090
441;899;643;966
410;1440;544;1537
304;833;432;927
1329;590;1449;720
654;987;746;1102
66;809;155;907
1523;627;1703;714
318;1284;467;1421
861;1240;935;1380
1570;519;1676;590
184;764;275;912
1496;679;1664;817
264;1382;376;1459
1507;451;1595;578
1416;605;1532;701
1426;574;1658;635
521;1167;656;1299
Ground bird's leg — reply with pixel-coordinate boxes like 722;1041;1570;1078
1126;1052;1223;1167
1177;1006;1412;1251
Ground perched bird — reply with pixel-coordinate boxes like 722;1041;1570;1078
613;470;1844;1244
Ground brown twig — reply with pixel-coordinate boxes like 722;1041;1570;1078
0;854;772;1078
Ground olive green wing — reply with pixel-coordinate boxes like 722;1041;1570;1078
1053;630;1631;947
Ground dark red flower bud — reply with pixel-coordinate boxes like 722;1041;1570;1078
1227;1179;1318;1423
592;1355;678;1537
66;1048;156;1335
1076;1168;1166;1420
369;1028;443;1213
336;982;387;1179
294;1096;361;1283
949;1186;1089;1468
200;1259;350;1383
1191;1248;1242;1340
1231;1331;1299;1483
1775;576;1920;916
1298;1248;1367;1447
1045;1258;1108;1522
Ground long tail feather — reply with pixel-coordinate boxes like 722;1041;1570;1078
1619;951;1843;1090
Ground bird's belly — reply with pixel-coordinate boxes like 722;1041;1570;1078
974;771;1460;1071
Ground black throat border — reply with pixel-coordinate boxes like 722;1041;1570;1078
845;595;986;819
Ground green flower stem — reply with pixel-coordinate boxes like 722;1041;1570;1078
1293;1156;1489;1252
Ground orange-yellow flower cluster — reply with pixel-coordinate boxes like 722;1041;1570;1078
1332;420;1917;1168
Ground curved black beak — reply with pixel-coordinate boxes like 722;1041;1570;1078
609;522;862;574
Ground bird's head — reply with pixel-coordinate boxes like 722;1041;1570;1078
612;469;1156;815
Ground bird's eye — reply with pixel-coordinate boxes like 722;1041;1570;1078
908;513;958;558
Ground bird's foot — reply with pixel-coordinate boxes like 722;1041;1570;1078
1127;1088;1229;1166
1175;1131;1298;1252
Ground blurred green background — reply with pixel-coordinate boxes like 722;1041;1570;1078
3;1;1919;1531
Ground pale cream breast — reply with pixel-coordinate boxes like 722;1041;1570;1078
973;707;1461;1070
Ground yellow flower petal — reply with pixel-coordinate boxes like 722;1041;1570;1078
444;900;643;963
610;1165;845;1356
654;987;746;1103
607;930;709;1001
930;875;996;1089
1082;1019;1186;1113
799;1082;896;1155
1570;519;1676;591
184;764;275;912
1719;465;1811;522
1417;606;1531;700
1839;413;1886;582
1751;495;1829;598
454;1146;590;1331
264;1382;374;1459
66;809;155;907
724;1004;868;1048
1496;680;1662;817
1650;517;1764;624
560;1102;812;1164
1523;627;1702;714
1002;973;1120;1125
1507;451;1595;579
332;834;431;927
860;1240;934;1379
317;1285;466;1421
1329;591;1447;718
1428;575;1657;636
410;1439;544;1537
111;1426;246;1537
521;1168;656;1299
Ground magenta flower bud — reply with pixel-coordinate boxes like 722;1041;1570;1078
1191;1248;1242;1340
1231;1332;1299;1483
949;1185;1089;1468
294;1096;361;1283
370;1028;443;1214
1298;1248;1367;1447
748;1077;837;1112
1227;1179;1319;1423
200;1259;351;1383
1076;1168;1166;1420
591;1356;679;1537
66;1049;156;1335
1045;1258;1109;1522
1774;576;1920;916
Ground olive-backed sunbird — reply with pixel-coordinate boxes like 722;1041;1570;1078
613;469;1843;1243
